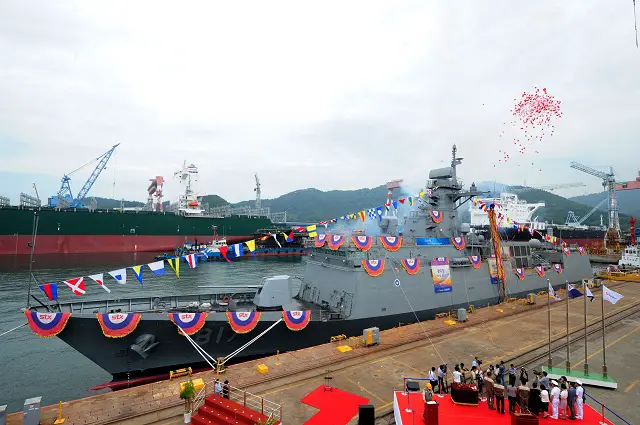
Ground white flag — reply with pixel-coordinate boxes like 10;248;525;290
272;234;282;248
586;286;595;302
549;281;561;301
108;268;127;284
602;284;623;304
88;273;110;293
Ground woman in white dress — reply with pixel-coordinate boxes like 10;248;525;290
559;383;569;420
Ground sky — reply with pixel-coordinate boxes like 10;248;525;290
1;1;639;206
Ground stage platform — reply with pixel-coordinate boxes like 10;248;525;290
393;392;613;425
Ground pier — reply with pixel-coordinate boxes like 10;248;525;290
6;280;640;425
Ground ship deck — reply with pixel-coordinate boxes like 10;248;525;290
7;280;640;425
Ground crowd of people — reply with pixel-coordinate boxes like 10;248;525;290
423;358;586;420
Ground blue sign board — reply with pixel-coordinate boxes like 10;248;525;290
416;238;450;246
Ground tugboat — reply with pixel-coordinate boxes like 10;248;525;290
25;145;593;378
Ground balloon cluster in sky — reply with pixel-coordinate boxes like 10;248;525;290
495;87;563;171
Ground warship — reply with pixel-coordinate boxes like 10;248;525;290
27;146;593;378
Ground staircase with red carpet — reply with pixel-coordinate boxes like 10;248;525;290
191;394;280;425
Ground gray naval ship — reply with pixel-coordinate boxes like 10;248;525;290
29;145;593;377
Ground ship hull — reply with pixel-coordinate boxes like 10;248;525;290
53;252;591;377
0;207;273;255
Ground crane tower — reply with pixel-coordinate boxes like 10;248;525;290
254;173;261;210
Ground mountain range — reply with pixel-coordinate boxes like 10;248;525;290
94;182;637;230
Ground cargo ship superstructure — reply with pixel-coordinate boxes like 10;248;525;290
27;145;593;377
0;162;273;255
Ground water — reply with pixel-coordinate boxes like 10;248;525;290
0;253;305;413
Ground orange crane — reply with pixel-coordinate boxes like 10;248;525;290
488;203;507;302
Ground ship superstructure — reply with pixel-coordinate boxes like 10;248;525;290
28;145;593;377
470;192;546;231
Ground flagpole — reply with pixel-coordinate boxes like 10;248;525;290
601;284;607;378
583;279;589;376
566;280;571;372
547;278;552;369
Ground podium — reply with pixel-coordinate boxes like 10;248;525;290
450;382;478;406
423;400;439;425
511;412;539;425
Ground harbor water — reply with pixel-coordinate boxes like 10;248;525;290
0;253;305;413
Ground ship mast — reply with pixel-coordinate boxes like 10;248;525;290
488;203;507;302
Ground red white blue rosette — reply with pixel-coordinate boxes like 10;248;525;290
314;234;328;248
352;235;373;251
451;237;466;250
362;259;385;277
401;258;421;275
563;247;571;256
97;313;142;338
429;211;443;223
514;268;525;280
535;265;545;278
24;311;71;338
380;236;402;251
282;310;311;331
468;255;482;269
327;235;345;250
168;312;208;336
553;264;563;274
226;311;261;334
577;246;585;256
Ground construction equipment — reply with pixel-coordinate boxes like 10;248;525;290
49;144;119;208
564;198;608;227
488;203;507;302
254;173;261;209
570;162;620;241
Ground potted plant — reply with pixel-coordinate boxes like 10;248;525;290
180;379;196;423
255;417;278;425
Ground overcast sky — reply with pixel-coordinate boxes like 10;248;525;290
1;1;639;206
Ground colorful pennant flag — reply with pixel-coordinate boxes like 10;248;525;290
233;243;244;257
89;273;110;293
108;269;127;284
285;231;294;242
148;260;166;276
39;283;58;301
306;225;317;238
244;240;257;259
272;234;282;248
167;258;180;278
130;265;144;287
184;253;198;268
64;277;86;296
358;211;366;222
218;245;231;262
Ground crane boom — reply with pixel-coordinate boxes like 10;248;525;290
569;162;613;181
510;182;585;193
73;144;119;207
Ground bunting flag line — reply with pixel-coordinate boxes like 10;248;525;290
285;231;294;242
577;246;585;256
88;273;110;293
401;258;421;275
218;245;231;263
352;235;373;251
184;253;198;268
24;311;71;338
451;237;466;250
131;265;144;287
327;235;345;250
535;265;545;278
563;247;571;256
39;283;58;301
514;268;525;280
109;269;127;284
553;263;563;274
148;260;166;276
64;277;86;296
361;259;385;277
380;236;402;251
282;310;311;331
169;312;208;335
166;258;180;278
468;255;482;269
244;239;257;259
97;313;142;338
314;234;328;248
226;311;261;334
358;211;366;222
429;211;443;224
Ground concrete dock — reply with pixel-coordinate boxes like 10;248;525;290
7;280;640;425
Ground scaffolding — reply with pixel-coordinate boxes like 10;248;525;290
20;193;41;208
0;196;10;207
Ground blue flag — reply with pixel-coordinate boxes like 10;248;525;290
568;284;583;299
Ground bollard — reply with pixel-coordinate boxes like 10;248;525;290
53;401;66;424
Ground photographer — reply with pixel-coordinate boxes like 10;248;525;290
438;364;448;394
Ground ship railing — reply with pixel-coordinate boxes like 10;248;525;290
193;381;283;421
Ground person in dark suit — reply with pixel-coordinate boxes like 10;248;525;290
528;382;541;416
567;382;577;419
222;380;230;399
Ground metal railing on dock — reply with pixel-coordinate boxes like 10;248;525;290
584;392;631;425
192;381;283;421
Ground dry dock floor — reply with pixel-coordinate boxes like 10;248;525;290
7;280;640;425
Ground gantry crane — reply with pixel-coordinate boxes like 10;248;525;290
570;162;619;231
50;144;120;208
254;173;261;210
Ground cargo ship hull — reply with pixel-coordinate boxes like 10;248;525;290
0;207;273;255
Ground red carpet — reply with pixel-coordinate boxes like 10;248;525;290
301;385;370;425
394;392;614;425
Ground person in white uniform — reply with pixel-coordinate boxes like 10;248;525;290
575;380;584;420
550;380;561;419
